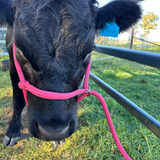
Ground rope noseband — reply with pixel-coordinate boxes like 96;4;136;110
13;43;132;160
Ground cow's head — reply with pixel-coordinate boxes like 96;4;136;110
0;0;141;141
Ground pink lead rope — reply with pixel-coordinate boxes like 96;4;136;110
13;43;131;160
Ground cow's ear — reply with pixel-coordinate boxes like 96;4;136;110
96;0;142;32
0;0;13;26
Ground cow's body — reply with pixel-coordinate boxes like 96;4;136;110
0;0;142;147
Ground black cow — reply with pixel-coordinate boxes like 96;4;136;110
0;0;141;147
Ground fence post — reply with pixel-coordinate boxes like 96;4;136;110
130;28;134;49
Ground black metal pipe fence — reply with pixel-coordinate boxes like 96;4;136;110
95;45;160;69
91;45;160;138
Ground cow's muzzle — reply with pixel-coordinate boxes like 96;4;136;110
38;124;70;141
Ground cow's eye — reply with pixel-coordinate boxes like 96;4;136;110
92;45;96;50
82;53;91;68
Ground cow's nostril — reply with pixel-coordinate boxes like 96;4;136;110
38;124;69;141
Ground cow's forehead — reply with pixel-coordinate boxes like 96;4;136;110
14;1;96;42
13;0;96;71
13;0;96;28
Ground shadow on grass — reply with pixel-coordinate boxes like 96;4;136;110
0;105;32;146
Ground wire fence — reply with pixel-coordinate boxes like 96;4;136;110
95;36;160;53
133;36;160;53
0;27;7;55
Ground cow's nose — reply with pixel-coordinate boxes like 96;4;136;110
38;124;69;141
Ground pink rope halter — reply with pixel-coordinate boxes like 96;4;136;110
13;43;132;160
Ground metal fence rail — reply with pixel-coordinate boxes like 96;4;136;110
95;35;160;53
95;45;160;69
91;45;160;138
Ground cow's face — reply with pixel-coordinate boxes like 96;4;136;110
1;0;141;141
11;0;97;141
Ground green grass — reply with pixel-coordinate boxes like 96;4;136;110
0;53;160;159
0;56;9;61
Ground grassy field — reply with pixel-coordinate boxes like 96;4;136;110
0;53;160;160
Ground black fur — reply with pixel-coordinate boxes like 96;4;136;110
0;0;13;26
0;0;141;146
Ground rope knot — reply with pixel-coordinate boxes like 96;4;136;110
18;81;29;89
